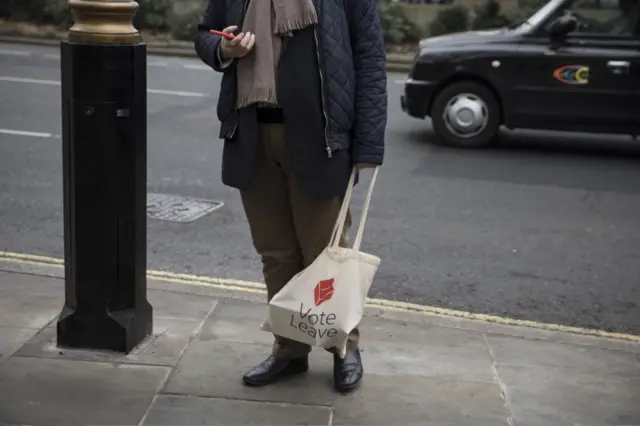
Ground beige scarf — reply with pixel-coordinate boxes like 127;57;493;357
236;0;318;109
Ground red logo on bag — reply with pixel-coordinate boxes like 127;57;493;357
314;278;335;306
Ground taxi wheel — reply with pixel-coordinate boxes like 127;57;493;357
431;81;500;149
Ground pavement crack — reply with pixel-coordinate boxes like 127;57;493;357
157;392;334;408
137;393;160;426
483;334;515;426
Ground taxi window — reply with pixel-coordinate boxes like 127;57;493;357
558;0;640;36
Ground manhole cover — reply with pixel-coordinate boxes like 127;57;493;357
147;193;224;223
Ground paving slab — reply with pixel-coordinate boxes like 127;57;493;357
163;340;336;406
1;268;639;426
487;334;640;376
0;258;65;279
201;298;273;345
15;290;218;366
374;306;640;354
154;281;640;354
497;364;640;426
0;326;39;359
203;299;496;382
142;394;331;426
331;373;510;426
358;320;495;381
0;357;169;426
16;317;203;366
0;271;61;328
148;289;218;321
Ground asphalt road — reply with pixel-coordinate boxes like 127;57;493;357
1;42;639;334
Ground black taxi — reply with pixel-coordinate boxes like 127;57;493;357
400;0;640;148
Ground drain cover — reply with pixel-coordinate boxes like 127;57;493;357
147;193;224;223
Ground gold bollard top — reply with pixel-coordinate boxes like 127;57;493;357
68;0;141;45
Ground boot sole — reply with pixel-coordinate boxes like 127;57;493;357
334;376;362;394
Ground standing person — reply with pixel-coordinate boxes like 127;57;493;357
194;0;387;393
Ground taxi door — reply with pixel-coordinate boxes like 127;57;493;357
511;0;640;135
556;37;639;134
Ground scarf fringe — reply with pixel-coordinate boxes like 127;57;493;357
237;0;318;110
236;88;279;109
275;10;319;35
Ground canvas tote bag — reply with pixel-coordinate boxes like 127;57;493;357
261;167;381;358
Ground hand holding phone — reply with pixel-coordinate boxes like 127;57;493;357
210;29;235;40
215;25;256;60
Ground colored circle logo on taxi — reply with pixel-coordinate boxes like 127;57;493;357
553;64;589;85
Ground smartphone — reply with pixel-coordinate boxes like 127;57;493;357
209;29;236;40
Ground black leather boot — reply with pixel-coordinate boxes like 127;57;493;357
333;348;363;393
242;355;309;386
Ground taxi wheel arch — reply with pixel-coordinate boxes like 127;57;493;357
429;78;502;149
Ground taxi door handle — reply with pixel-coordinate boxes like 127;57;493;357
607;60;630;75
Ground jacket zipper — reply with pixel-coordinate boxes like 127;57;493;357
229;112;238;140
313;27;332;158
227;0;251;140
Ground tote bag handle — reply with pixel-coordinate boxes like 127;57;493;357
329;166;379;253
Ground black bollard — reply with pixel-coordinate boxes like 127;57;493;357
56;0;153;353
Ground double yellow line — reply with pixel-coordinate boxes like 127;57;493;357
1;250;638;343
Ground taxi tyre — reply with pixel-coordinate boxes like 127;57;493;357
431;81;501;149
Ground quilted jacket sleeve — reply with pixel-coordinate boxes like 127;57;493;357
194;0;231;72
346;0;388;166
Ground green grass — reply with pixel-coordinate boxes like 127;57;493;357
398;3;441;35
398;0;521;35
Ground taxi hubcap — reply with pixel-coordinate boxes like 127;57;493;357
443;93;488;138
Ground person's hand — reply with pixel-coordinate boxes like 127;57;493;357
356;163;377;170
219;25;255;60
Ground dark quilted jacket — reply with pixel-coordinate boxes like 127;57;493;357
194;0;387;165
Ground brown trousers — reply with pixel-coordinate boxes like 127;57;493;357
240;123;359;359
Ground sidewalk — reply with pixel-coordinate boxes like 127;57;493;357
1;260;638;426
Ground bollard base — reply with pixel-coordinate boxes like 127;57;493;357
57;306;153;353
57;41;152;354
